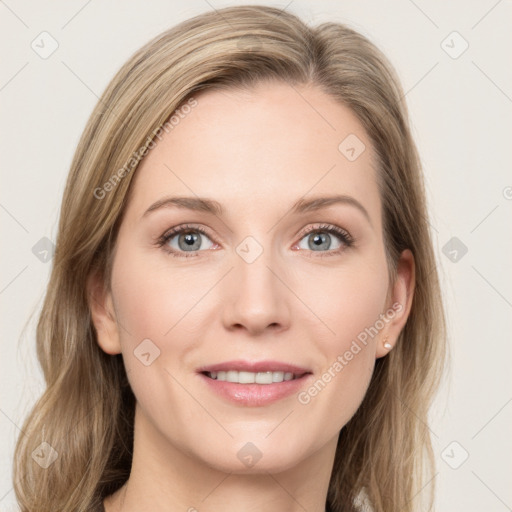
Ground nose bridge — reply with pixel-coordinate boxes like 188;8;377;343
221;234;291;334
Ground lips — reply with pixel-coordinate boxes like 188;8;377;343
197;359;311;376
196;360;313;406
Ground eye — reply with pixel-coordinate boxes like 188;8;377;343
294;224;354;256
157;224;217;258
157;223;354;259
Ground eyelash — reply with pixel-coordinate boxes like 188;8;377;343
156;223;355;259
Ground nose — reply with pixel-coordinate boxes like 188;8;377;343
221;247;291;336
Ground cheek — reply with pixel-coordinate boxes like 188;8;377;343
111;248;205;341
110;251;200;430
296;253;390;344
294;256;388;423
110;249;209;398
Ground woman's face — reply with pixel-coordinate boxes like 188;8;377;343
91;81;413;474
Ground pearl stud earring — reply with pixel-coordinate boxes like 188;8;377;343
383;336;392;350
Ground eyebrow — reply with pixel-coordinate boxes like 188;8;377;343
142;194;372;226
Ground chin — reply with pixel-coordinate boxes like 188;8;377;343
195;437;310;474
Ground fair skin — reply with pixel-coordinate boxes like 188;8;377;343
89;81;415;512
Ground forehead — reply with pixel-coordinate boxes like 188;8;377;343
125;81;381;227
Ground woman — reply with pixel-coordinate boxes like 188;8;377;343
13;5;446;511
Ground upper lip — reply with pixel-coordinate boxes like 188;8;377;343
197;360;312;375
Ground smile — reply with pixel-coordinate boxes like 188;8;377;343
203;370;304;384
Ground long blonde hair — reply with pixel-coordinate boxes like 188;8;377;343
13;5;446;511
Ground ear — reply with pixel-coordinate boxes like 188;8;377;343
87;270;122;355
375;249;415;358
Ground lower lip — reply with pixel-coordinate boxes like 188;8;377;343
199;373;313;407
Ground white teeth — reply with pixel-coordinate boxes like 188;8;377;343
226;370;238;382
272;371;284;382
239;371;256;384
255;372;272;384
207;370;299;384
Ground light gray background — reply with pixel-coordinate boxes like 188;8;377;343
1;1;511;510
